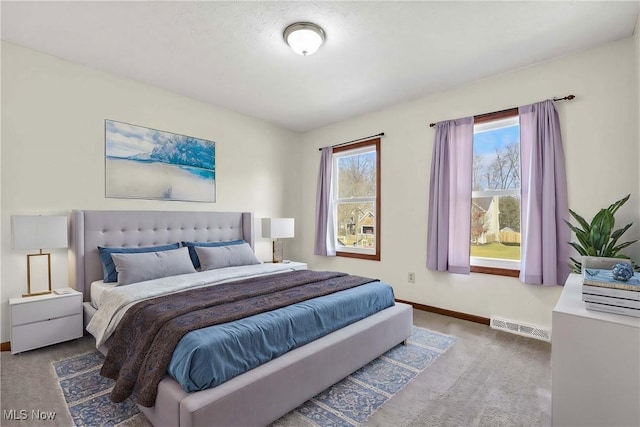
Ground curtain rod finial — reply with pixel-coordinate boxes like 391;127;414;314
553;94;575;101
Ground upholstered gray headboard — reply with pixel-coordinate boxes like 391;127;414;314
69;210;254;301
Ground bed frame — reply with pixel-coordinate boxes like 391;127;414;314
69;209;413;427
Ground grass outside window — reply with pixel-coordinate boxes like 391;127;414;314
470;242;520;260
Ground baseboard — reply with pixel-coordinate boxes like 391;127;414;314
396;299;490;325
0;341;11;352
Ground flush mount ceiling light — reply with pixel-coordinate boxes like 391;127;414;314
283;22;326;56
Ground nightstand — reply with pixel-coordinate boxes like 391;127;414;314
283;261;307;270
267;261;307;270
9;288;83;354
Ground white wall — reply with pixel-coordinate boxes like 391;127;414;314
636;17;640;195
297;37;640;329
0;42;302;342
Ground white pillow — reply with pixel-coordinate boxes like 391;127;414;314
195;242;261;271
111;246;196;286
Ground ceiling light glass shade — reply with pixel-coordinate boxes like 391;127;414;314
284;22;325;56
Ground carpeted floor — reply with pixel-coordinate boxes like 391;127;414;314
0;309;552;427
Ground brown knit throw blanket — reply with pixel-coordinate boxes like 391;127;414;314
100;270;375;407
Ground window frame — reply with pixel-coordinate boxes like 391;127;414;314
332;138;381;261
470;109;521;277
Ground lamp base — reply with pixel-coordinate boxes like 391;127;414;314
22;290;52;298
272;240;284;263
25;252;53;297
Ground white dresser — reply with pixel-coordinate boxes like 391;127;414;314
552;274;640;427
10;289;83;354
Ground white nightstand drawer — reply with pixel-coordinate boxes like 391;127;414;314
11;314;83;354
11;293;82;326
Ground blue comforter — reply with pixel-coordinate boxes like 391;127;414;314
167;280;395;392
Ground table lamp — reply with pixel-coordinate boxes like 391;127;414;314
262;218;295;263
12;215;68;297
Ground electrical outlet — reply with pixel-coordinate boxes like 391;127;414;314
408;272;415;283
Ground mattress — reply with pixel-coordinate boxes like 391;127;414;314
168;280;395;392
90;279;116;309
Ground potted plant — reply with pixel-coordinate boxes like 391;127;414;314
565;194;638;273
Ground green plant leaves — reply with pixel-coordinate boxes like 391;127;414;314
606;223;635;254
608;193;630;216
566;194;637;273
589;209;613;254
568;209;590;232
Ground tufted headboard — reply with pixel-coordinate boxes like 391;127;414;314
69;210;254;301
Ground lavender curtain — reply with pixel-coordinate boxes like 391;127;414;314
427;117;474;273
519;100;570;285
314;147;336;256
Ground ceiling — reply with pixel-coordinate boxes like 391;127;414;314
2;1;638;132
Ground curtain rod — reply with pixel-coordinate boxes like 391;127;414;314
428;95;575;128
318;132;385;151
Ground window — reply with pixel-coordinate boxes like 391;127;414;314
470;111;520;275
333;139;380;260
427;100;566;283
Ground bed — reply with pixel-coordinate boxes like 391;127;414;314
70;209;413;427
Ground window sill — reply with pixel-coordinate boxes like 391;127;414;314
336;251;380;261
470;265;520;277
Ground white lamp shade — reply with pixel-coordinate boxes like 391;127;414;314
12;215;68;250
262;218;295;239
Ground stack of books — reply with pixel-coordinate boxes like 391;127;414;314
582;268;640;317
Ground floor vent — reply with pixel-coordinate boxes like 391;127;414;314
490;317;551;342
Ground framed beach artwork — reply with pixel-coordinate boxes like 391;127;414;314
105;120;216;202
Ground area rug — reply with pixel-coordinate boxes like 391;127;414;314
53;327;456;427
292;326;457;426
53;351;140;427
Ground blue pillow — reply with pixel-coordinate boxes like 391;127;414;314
98;243;181;283
181;240;246;269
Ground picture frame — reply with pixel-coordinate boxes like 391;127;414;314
105;120;216;202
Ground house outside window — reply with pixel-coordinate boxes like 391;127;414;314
333;139;380;260
470;112;521;275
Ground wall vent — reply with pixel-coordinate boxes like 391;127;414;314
490;317;551;342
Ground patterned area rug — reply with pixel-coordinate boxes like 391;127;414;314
53;351;140;427
53;327;456;427
293;327;457;426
